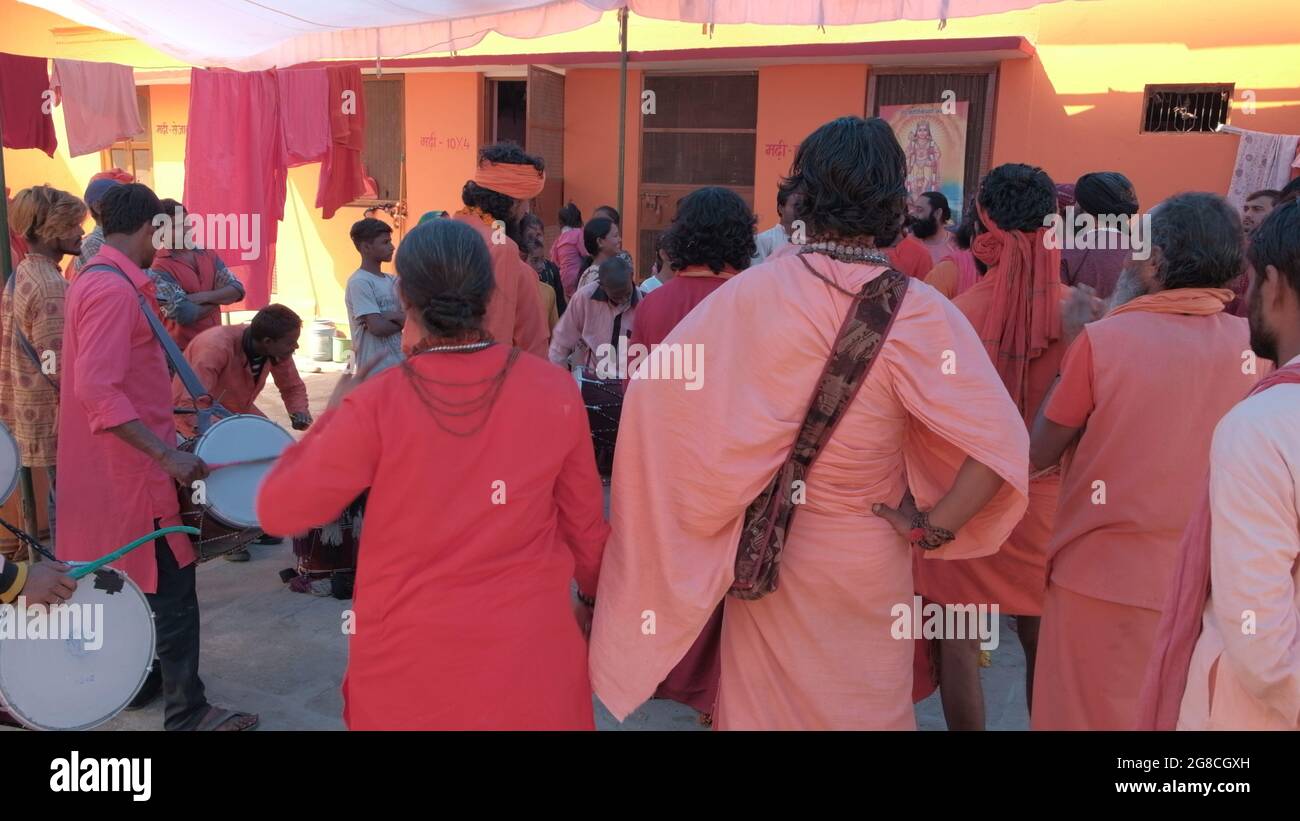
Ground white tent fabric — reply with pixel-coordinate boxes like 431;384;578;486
21;0;1064;69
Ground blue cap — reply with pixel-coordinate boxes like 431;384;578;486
84;178;122;207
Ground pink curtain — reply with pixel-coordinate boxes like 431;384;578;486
183;68;286;310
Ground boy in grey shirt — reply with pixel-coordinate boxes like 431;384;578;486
344;218;404;375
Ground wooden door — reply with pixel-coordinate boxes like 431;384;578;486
637;73;758;275
526;66;565;249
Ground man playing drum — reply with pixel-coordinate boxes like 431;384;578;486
173;304;311;561
57;183;258;731
173;304;311;438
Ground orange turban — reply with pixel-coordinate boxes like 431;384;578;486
473;160;545;200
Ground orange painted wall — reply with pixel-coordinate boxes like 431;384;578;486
6;0;1300;318
991;0;1300;209
404;72;482;219
562;68;641;249
754;64;868;228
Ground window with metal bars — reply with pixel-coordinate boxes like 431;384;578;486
1141;84;1233;133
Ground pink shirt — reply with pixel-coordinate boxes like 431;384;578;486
549;228;585;300
57;245;193;592
548;282;640;371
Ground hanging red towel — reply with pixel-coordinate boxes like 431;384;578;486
277;67;330;166
0;53;56;157
183;68;286;310
316;65;368;219
50;59;143;157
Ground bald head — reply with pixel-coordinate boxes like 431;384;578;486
598;255;633;304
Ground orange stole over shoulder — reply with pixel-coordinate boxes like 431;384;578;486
913;220;1068;615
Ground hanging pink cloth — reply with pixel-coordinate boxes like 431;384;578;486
183;68;285;310
0;53;56;157
317;65;368;219
50;59;143;157
277;67;330;166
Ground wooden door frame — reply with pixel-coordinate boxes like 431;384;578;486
350;73;406;210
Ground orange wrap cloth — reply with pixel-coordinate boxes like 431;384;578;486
970;204;1062;415
474;160;546;200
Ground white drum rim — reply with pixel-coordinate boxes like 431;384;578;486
192;414;293;529
0;568;156;731
0;421;20;506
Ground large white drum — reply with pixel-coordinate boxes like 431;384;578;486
186;414;294;529
177;414;295;560
0;567;155;730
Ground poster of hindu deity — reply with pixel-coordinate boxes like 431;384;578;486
879;102;970;222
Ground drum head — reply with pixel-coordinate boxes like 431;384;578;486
0;421;19;505
0;568;155;730
192;414;295;529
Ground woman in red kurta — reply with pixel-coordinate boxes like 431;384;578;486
257;219;609;730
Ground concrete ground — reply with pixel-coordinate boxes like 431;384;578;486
92;363;1027;731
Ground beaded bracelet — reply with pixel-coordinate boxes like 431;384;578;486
908;511;956;551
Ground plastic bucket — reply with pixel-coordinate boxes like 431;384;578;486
310;320;336;362
333;335;352;363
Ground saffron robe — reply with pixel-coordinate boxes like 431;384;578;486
589;254;1030;729
913;280;1070;616
1032;303;1257;729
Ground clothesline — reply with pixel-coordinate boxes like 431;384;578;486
3;50;373;313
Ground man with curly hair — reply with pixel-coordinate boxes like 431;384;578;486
453;141;550;357
632;186;754;356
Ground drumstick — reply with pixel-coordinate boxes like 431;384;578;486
205;455;280;471
68;526;202;580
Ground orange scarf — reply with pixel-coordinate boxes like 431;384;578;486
473;160;545;200
970;204;1062;415
1104;287;1233;319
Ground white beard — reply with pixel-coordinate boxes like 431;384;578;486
1109;263;1149;310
